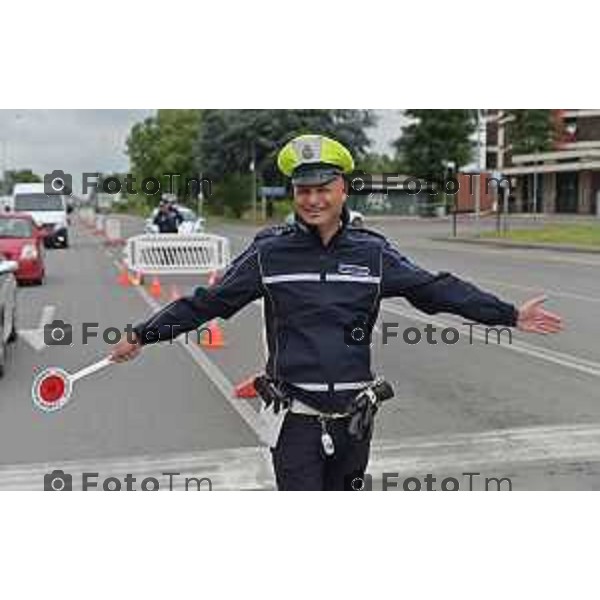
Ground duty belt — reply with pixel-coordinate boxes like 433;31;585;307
288;398;350;419
253;375;395;457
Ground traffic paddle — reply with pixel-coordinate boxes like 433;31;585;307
32;357;114;413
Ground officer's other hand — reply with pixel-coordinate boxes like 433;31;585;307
110;333;142;363
516;295;564;335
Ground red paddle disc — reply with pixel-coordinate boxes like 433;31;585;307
39;374;66;404
32;368;71;412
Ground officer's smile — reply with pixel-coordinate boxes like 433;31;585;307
294;177;347;239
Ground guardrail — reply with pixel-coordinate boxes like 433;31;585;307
123;233;231;275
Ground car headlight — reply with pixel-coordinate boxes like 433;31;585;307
20;244;39;260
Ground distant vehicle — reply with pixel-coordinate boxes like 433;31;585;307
12;183;71;248
0;255;17;378
144;205;206;234
285;209;365;228
0;214;46;285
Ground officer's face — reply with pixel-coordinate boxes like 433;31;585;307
293;176;346;227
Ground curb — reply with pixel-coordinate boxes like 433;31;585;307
430;236;600;255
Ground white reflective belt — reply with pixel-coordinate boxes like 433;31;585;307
262;273;321;284
262;273;380;285
289;399;349;419
325;274;381;284
291;381;373;392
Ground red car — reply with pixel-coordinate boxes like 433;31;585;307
0;214;45;285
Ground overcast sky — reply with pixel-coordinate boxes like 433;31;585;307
0;109;405;190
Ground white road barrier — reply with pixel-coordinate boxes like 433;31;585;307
104;217;124;245
123;233;231;275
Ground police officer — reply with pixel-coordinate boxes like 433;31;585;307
153;198;183;233
110;134;563;491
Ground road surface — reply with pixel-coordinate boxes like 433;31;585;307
1;213;599;490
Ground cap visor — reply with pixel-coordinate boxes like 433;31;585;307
292;170;341;187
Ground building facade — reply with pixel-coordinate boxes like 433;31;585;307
486;110;600;215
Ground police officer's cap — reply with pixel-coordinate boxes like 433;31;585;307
277;134;355;186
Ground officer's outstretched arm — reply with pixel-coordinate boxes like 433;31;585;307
380;241;518;327
132;243;263;345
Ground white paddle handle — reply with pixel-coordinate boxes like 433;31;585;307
69;357;114;383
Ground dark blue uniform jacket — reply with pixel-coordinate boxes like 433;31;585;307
133;206;518;412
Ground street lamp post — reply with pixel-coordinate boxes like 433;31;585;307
475;109;487;237
250;142;257;223
533;164;539;220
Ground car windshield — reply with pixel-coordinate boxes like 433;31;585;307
181;210;196;221
14;194;65;211
151;206;196;221
0;218;33;238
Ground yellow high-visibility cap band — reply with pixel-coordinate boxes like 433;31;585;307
277;134;355;179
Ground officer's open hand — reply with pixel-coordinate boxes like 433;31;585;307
516;295;564;335
110;333;142;363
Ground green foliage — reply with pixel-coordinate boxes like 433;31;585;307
356;152;405;173
197;109;375;185
110;193;151;217
2;169;41;193
126;109;375;220
394;110;476;181
507;110;555;155
126;110;203;201
210;172;254;219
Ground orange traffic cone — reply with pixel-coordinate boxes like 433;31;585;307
234;375;258;398
199;320;225;349
149;276;162;299
117;266;130;287
169;284;181;302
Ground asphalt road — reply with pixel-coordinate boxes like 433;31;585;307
1;212;599;490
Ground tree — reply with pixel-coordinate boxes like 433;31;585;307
126;110;203;204
507;110;555;155
356;152;405;174
197;109;375;183
196;109;375;217
394;110;476;181
1;169;42;194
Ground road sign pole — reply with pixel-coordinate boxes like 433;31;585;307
475;109;486;237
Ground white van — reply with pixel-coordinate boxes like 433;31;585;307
12;183;70;248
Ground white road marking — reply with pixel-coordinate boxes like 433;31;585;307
453;274;600;305
0;446;275;490
18;304;56;352
116;260;273;446
5;422;600;489
369;423;600;476
381;300;600;379
422;239;600;267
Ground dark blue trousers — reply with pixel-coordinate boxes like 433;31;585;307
270;412;372;491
